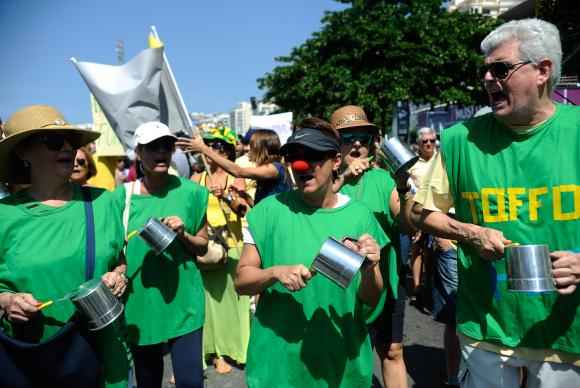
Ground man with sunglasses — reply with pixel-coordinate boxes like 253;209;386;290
236;121;389;387
407;19;580;387
330;105;409;388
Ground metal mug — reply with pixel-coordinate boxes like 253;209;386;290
311;237;367;289
139;217;177;255
378;136;419;177
505;244;556;293
71;279;124;331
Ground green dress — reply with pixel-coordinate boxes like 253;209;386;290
117;176;209;346
246;191;389;388
441;103;580;354
199;172;250;365
0;185;129;388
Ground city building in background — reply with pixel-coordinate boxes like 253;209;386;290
448;0;525;17
229;101;252;134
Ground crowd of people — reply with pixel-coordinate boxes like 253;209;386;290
0;17;578;388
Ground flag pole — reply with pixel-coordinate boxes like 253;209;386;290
150;25;196;136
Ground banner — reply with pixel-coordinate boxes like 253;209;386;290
73;28;193;151
90;95;125;157
250;112;293;145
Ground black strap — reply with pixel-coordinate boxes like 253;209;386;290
80;187;96;281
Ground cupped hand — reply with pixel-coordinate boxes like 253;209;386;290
550;251;580;295
468;226;511;260
162;216;186;236
1;293;39;322
101;272;128;297
274;265;313;292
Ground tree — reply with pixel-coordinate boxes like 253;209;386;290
258;0;499;129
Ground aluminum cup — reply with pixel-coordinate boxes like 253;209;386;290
505;244;556;293
311;237;366;289
139;217;177;255
379;136;419;177
71;279;124;331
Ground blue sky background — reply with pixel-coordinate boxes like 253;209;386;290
1;0;347;123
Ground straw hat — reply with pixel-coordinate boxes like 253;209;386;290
330;105;378;132
0;105;100;182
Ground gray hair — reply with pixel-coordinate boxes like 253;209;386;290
481;18;562;91
417;127;436;140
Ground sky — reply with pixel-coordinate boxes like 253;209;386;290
1;0;347;124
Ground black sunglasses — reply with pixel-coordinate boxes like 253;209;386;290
421;139;436;145
144;138;175;152
286;149;333;164
34;134;76;151
208;141;227;152
340;132;373;146
75;158;87;167
481;61;532;80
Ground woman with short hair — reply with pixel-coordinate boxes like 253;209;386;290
70;146;97;186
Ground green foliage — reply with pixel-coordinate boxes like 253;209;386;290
258;1;500;129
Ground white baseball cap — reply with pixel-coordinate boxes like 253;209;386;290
134;121;177;145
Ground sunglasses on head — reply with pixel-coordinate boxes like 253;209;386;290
144;138;175;152
481;60;532;80
421;138;436;145
33;134;76;151
340;132;374;146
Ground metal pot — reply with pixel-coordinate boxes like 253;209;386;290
311;237;367;289
505;244;555;293
139;217;177;255
378;136;419;177
71;279;124;331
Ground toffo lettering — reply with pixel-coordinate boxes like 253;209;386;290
460;185;580;224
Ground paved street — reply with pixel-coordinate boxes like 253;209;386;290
160;299;446;388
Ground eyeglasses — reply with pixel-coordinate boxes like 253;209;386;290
208;142;227;152
286;149;332;164
481;61;532;80
340;132;373;146
34;134;76;151
421;139;436;145
144;138;175;152
75;158;87;167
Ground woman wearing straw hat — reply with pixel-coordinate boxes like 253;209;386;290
192;127;251;374
118;121;209;388
0;105;129;388
330;105;409;388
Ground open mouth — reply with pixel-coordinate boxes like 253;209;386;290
349;150;361;158
488;90;508;108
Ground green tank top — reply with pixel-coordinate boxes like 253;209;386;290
441;103;580;354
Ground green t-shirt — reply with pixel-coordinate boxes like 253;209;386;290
340;168;399;299
441;103;580;354
246;191;389;388
117;176;209;346
0;185;128;388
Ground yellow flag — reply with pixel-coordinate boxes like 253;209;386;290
148;33;164;49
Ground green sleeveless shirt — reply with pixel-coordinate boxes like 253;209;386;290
441;104;580;354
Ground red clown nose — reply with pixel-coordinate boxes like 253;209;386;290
291;160;310;172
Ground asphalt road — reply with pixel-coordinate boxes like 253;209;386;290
158;299;446;388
